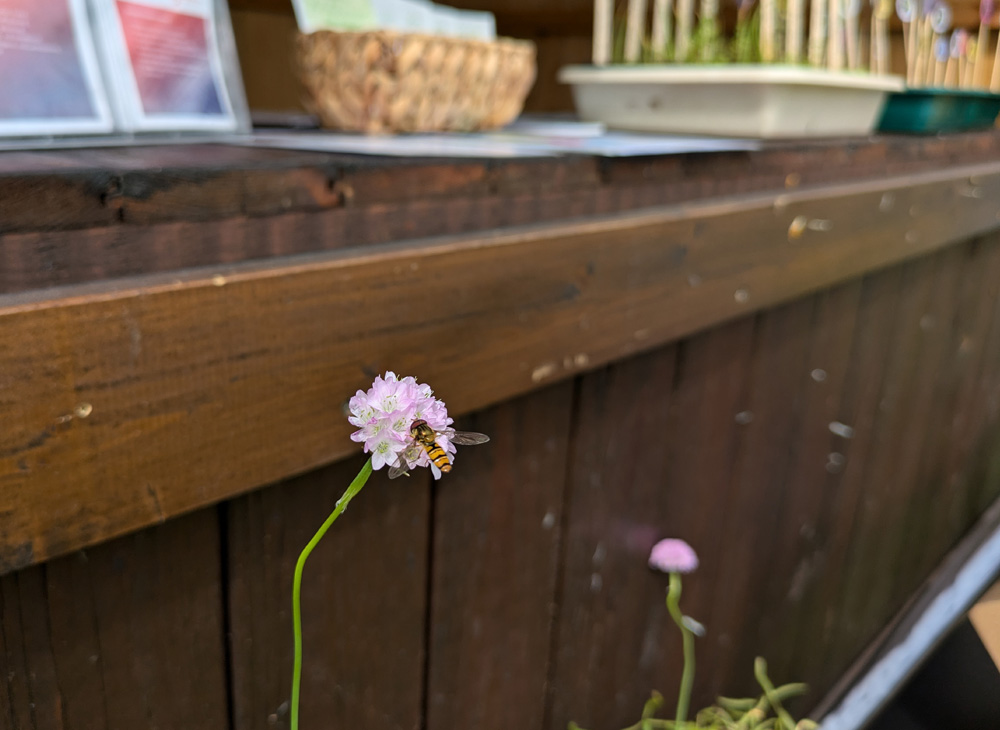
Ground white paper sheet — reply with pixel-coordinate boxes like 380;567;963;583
241;125;762;159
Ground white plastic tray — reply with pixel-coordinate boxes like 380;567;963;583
558;65;905;139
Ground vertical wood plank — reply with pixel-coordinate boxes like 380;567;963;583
752;280;864;684
830;256;942;659
790;269;916;692
0;567;60;730
778;267;905;700
942;233;1000;536
227;454;430;730
548;318;759;730
426;382;575;730
0;508;229;730
702;298;819;696
863;246;968;620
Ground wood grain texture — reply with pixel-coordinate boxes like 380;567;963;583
226;454;429;730
426;383;574;730
545;239;1000;727
701;297;819;697
4;133;1000;245
5;163;1000;573
829;255;942;657
0;508;228;730
547;320;759;729
788;267;907;700
752;280;864;685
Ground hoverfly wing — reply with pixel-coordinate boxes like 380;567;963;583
387;454;411;479
447;430;490;446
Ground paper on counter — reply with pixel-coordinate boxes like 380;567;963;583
241;126;762;159
245;131;559;158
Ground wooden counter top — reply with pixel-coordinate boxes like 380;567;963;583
4;131;1000;291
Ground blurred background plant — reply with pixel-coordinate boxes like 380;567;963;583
568;539;820;730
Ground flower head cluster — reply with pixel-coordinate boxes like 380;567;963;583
348;372;455;478
648;538;699;574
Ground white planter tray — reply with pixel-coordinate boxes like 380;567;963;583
558;65;905;139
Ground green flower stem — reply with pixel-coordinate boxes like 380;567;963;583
290;457;373;730
753;658;797;730
665;572;694;727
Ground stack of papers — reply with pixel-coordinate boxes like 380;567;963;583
242;119;762;159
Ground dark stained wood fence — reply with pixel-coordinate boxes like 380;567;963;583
4;138;1000;730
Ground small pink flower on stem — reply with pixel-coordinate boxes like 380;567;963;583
648;538;699;574
648;537;700;726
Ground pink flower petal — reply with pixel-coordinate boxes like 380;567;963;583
648;538;699;574
348;372;468;476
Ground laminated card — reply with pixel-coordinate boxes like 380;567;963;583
91;0;240;131
0;0;113;136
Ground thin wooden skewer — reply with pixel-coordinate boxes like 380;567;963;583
788;0;805;62
829;0;845;69
959;31;970;87
676;0;695;60
876;0;892;73
809;0;830;65
870;3;878;72
844;0;861;69
651;0;674;59
934;36;949;85
945;32;960;87
700;0;720;60
761;0;778;62
913;14;930;85
965;37;978;87
593;0;614;64
896;0;915;83
975;20;990;87
925;2;952;86
624;0;649;62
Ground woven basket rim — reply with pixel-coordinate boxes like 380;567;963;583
296;28;535;52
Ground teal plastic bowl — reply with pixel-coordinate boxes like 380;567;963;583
877;88;1000;134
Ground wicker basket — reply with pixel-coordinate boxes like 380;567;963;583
295;30;536;134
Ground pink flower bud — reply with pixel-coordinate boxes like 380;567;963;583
649;538;699;574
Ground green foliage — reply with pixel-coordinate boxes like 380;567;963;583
568;658;819;730
730;6;762;64
690;17;726;63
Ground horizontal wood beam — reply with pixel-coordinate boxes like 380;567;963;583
3;162;1000;573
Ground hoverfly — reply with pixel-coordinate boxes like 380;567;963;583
387;419;490;479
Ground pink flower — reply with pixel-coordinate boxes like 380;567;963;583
648;539;699;574
348;372;455;478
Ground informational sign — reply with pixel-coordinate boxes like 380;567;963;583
0;0;114;135
91;0;239;131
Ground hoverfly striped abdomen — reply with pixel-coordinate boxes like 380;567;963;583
388;419;490;479
411;419;453;472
